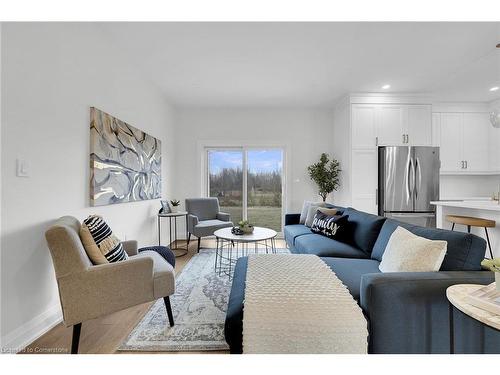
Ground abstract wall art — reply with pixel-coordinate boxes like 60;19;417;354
90;107;161;206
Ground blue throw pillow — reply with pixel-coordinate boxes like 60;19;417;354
342;208;386;254
139;246;176;268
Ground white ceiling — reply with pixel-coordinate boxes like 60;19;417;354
100;22;500;107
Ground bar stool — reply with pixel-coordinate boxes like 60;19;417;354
446;215;495;259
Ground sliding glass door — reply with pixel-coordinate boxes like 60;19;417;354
207;148;283;232
207;150;244;224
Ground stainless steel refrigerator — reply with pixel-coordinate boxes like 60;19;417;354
378;146;440;227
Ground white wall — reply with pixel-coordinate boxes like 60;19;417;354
0;23;176;350
172;108;335;236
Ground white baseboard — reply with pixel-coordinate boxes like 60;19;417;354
1;304;63;353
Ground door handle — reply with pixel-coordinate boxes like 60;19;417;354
408;157;415;204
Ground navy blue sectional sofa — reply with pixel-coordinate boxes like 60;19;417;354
225;206;498;354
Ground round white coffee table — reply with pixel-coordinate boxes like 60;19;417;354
214;226;278;279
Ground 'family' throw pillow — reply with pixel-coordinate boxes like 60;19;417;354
310;212;348;239
80;215;128;264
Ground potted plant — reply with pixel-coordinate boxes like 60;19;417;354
170;199;181;213
307;153;341;202
481;258;500;291
238;220;254;234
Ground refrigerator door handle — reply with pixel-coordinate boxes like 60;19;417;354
408;157;415;204
415;156;422;202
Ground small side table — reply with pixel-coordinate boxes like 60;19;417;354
446;284;500;354
158;211;188;257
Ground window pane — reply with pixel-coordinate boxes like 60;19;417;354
247;149;283;232
208;150;243;224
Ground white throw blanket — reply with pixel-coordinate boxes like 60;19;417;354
242;254;368;354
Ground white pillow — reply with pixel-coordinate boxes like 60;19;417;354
379;226;447;272
305;205;321;227
299;201;326;224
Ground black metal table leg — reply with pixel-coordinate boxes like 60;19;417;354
158;216;161;246
485;228;494;259
449;302;455;354
215;237;219;270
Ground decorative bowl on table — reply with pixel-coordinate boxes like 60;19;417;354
238;220;254;234
481;258;500;291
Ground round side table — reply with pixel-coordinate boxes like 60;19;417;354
214;226;277;280
158;211;188;257
446;284;500;353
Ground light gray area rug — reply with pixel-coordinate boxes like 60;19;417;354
119;247;289;352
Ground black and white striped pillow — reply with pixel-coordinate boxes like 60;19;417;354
82;215;128;263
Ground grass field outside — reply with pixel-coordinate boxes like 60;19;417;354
220;206;282;232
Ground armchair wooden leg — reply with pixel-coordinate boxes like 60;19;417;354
71;323;82;354
164;296;175;327
187;233;191;246
197;237;201;253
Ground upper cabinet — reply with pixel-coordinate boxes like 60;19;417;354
462;113;490;172
376;105;406;146
352;104;432;149
489;121;500;171
407;105;433;146
351;105;377;149
436;112;498;174
439;113;463;172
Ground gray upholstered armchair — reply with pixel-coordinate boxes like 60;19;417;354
185;198;233;252
45;216;175;354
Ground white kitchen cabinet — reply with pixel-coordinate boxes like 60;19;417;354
407;105;432;146
437;112;496;174
376;105;406;146
351;149;378;214
439;113;462;172
462;113;489;172
432;113;441;147
374;104;432;147
351;105;377;149
489;123;500;172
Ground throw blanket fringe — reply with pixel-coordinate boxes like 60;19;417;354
243;254;368;354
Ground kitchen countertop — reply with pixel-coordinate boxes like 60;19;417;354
430;200;500;212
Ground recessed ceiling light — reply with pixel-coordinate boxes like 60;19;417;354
382;84;391;90
490;86;499;92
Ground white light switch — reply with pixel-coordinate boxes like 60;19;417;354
16;159;30;177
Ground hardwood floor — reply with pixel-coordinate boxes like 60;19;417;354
22;238;286;354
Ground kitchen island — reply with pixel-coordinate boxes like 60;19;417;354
431;200;500;258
